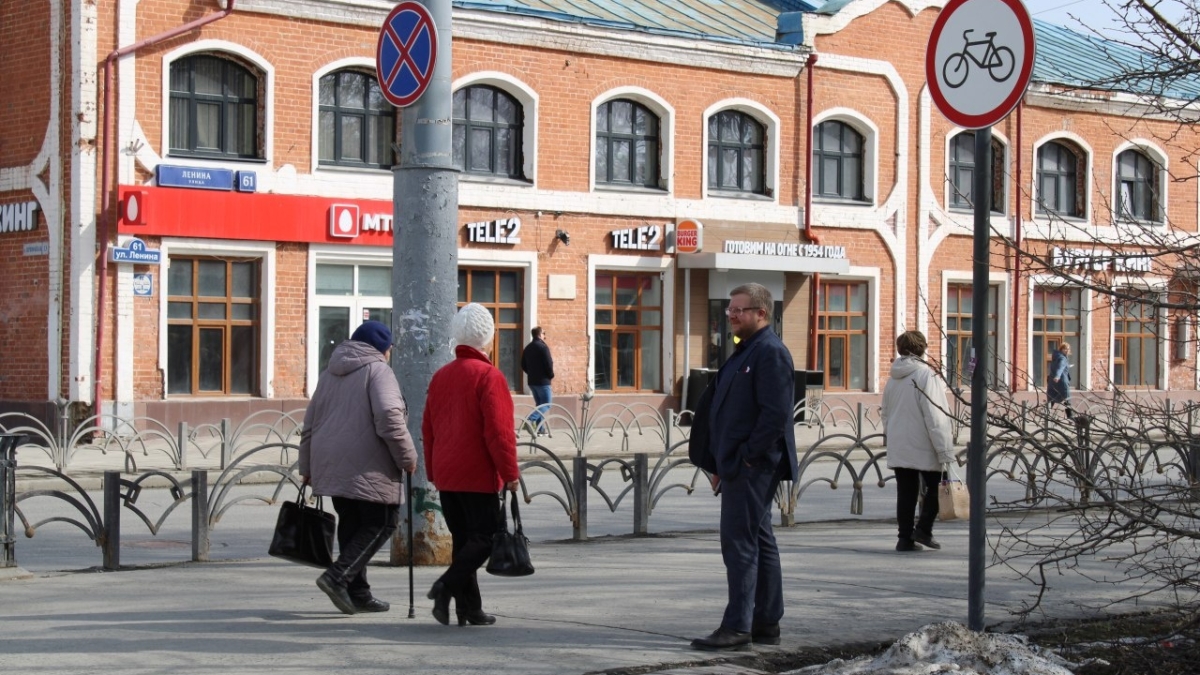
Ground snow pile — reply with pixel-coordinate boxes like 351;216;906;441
788;622;1079;675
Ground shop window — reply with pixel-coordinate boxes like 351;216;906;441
169;54;260;159
594;273;662;391
318;70;396;169
1037;141;1085;218
945;283;999;389
314;263;393;375
452;85;525;180
1113;290;1160;387
948;132;1005;213
816;281;869;391
167;257;260;395
595;99;661;189
1032;287;1082;384
1116;149;1161;224
458;267;524;390
707;110;765;195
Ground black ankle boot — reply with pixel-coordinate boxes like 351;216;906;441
457;609;496;626
429;582;451;626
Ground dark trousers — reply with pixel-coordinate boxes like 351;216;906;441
327;497;398;601
894;468;942;540
719;465;784;633
437;491;501;614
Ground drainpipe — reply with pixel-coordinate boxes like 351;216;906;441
804;54;821;371
1010;102;1023;392
95;0;236;419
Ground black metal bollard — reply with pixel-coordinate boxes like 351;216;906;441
102;471;121;570
572;455;588;541
192;470;209;562
633;453;648;535
0;434;25;568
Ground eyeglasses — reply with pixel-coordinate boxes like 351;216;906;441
725;306;760;317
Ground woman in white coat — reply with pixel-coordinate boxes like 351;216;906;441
880;331;955;552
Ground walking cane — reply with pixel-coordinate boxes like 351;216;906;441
406;471;415;619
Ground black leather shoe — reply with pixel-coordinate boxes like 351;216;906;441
429;582;451;626
751;622;781;645
913;531;941;550
691;626;752;651
353;597;390;613
316;574;357;615
457;609;497;626
896;538;923;552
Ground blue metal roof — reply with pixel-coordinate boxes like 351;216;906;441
452;0;818;49
1031;19;1200;101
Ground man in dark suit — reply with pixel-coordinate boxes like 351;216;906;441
688;283;798;651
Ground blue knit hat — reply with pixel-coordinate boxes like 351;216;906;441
350;320;393;355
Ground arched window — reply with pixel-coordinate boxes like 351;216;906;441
813;121;865;201
707;110;765;194
452;85;525;179
169;54;259;159
949;132;1005;213
596;99;661;188
1037;141;1084;218
1116;149;1161;223
318;70;396;169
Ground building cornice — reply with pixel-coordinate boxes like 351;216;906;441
227;0;808;77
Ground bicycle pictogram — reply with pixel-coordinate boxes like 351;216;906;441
941;29;1015;89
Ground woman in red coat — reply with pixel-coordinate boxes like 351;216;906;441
422;303;520;626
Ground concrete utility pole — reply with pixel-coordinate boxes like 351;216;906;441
391;0;457;566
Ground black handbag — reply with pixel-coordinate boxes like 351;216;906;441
268;483;336;568
485;491;534;577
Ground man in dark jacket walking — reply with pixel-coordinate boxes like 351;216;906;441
521;327;554;435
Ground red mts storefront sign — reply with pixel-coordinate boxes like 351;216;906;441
116;185;394;245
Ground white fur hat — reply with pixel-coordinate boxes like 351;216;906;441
450;303;495;350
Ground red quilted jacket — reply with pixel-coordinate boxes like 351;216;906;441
422;345;520;493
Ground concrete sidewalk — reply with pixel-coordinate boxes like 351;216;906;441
0;513;1157;675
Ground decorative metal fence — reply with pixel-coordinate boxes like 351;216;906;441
4;393;1199;571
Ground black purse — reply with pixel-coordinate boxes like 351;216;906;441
268;483;336;568
485;491;534;577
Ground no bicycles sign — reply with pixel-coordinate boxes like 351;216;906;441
926;0;1035;129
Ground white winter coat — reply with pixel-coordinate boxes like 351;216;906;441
881;356;955;471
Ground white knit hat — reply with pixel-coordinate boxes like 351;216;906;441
450;303;495;350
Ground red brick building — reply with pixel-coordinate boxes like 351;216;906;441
1;0;1196;429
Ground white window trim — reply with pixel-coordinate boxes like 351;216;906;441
943;127;1010;218
940;271;1011;388
701;99;781;204
812;108;879;206
1031;132;1094;224
310;58;394;179
159;238;278;399
589;86;675;196
587;254;676;395
452;72;539;185
822;267;881;393
160;40;276;168
1110;140;1169;227
1027;276;1091;392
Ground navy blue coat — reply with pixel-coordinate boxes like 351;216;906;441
1047;349;1071;404
689;327;798;484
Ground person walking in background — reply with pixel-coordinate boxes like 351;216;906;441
1047;342;1075;420
423;303;521;627
521;326;554;435
880;330;954;553
299;320;417;615
687;283;798;651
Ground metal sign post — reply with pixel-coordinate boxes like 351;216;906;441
926;0;1035;632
